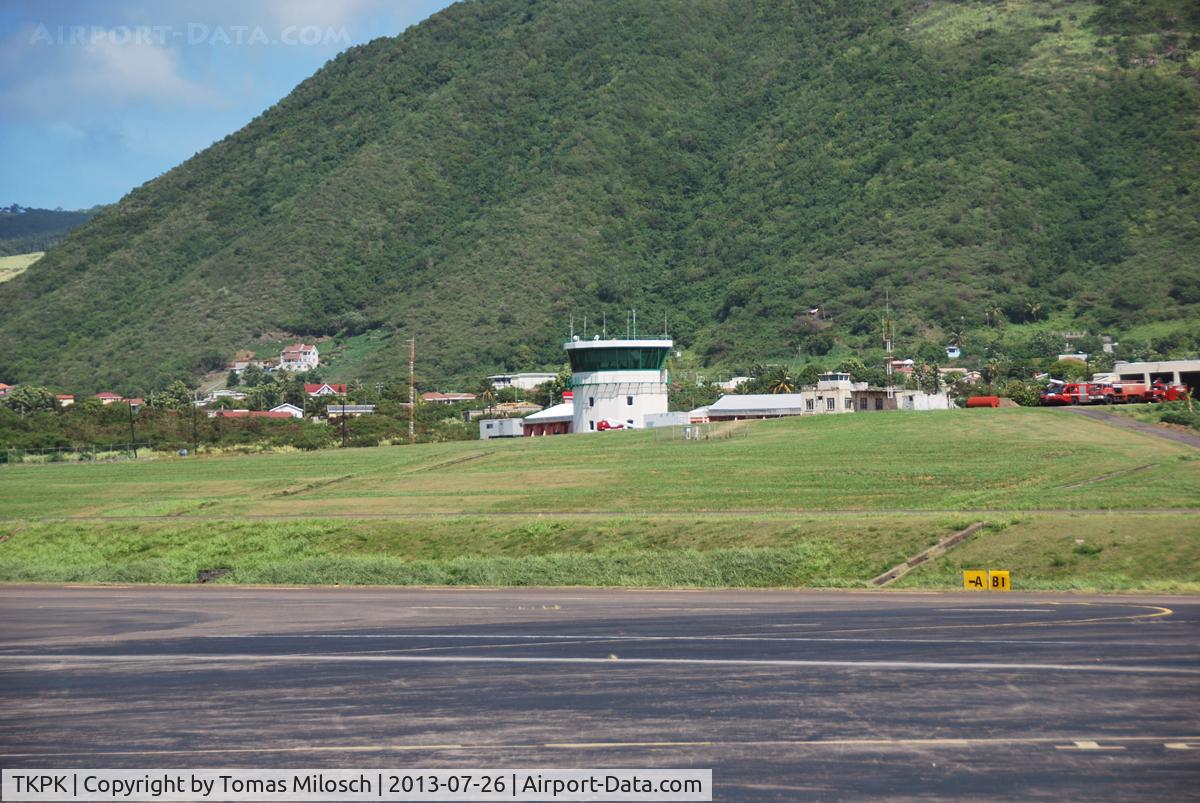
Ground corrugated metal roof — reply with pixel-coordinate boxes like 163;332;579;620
524;402;574;422
707;394;810;413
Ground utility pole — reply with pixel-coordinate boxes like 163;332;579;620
407;337;416;444
191;389;199;454
883;291;895;401
127;400;137;459
340;404;347;448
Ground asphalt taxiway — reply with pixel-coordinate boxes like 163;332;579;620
1;586;1196;799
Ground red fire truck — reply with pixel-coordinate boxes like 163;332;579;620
1041;379;1189;406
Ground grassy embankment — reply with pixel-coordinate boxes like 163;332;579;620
1;409;1197;589
0;252;41;284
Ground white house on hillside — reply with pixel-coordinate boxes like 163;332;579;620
269;403;304;419
488;372;558;391
280;343;319;371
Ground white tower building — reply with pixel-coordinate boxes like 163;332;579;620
564;337;672;432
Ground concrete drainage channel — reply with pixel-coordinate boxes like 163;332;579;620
871;522;988;587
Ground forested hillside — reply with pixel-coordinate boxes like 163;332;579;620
0;0;1197;393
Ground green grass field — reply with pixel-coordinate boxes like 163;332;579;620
1;409;1197;589
0;252;42;284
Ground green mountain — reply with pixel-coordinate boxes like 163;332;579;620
1;0;1198;393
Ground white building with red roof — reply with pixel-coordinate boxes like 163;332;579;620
304;383;347;397
280;343;319;371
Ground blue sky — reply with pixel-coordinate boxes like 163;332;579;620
0;0;455;210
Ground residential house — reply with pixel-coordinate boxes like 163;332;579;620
325;403;375;418
56;394;74;407
94;392;122;405
280;343;319;372
201;389;248;405
269;403;304;419
488;372;557;391
208;409;294;420
421;391;477;405
304;383;347;397
0;383;10;397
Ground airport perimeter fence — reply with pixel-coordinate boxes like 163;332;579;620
653;421;750;442
1;442;154;466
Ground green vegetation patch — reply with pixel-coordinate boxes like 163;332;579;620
0;514;960;587
1;410;1196;520
898;513;1200;592
1;0;1197;392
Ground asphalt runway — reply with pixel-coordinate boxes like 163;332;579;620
1;586;1197;800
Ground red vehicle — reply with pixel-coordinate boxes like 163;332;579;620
1042;379;1189;406
1149;379;1190;403
1041;382;1109;405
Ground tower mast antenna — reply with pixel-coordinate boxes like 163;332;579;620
407;337;416;443
883;291;895;400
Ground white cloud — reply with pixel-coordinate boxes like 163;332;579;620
1;28;219;119
263;0;382;30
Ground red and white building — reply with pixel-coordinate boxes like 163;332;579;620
305;383;347;397
521;402;573;436
280;343;319;371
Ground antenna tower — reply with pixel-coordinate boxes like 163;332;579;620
883;292;895;399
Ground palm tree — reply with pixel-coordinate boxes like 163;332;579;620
985;305;1004;328
1025;301;1042;322
765;366;795;394
477;381;497;415
948;319;967;348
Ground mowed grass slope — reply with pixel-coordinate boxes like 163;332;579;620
1;409;1197;519
1;410;1197;589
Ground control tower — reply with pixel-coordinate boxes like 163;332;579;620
563;337;673;432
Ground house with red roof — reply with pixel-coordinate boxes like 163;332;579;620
0;383;11;398
304;383;347;397
94;392;122;404
280;343;319;371
207;409;295;420
56;394;75;407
